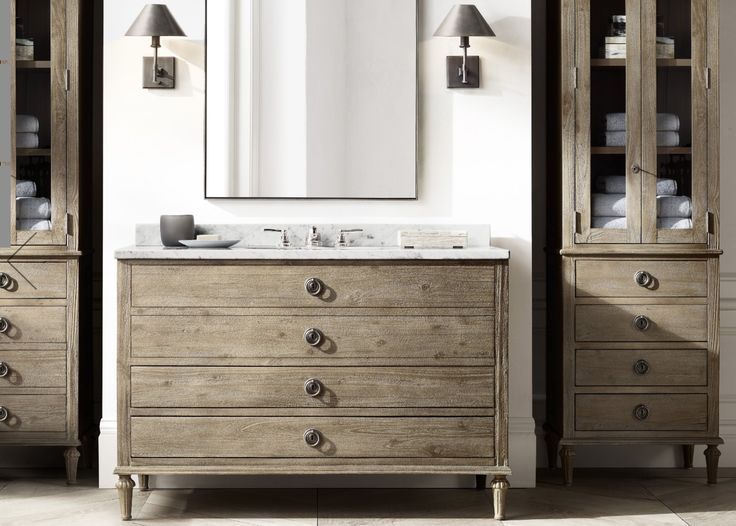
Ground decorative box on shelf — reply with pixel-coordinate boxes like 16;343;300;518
603;36;675;59
15;38;34;60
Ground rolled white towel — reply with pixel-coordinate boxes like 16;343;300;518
16;219;51;231
657;195;692;218
16;114;39;133
604;131;680;147
605;113;680;131
15;180;37;198
592;216;627;229
16;197;51;219
658;217;692;230
595;175;677;196
592;193;626;217
16;132;39;149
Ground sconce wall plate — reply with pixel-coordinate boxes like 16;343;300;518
142;56;176;89
446;56;480;88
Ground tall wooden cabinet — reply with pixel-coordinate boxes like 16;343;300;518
547;0;721;485
0;0;84;482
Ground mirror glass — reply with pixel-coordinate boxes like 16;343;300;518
205;0;417;199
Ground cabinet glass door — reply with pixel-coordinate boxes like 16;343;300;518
576;0;641;243
12;0;66;245
641;0;708;243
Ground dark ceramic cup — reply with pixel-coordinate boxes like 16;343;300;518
160;215;195;247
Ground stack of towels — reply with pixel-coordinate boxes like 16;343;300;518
16;114;40;149
16;179;51;231
604;113;681;147
592;175;693;230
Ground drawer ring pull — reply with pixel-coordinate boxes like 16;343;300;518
0;406;8;422
304;278;323;297
633;315;650;332
633;360;650;376
0;362;8;378
0;318;8;334
303;428;321;447
304;378;323;397
634;404;649;421
634;271;653;288
0;273;10;289
304;328;323;347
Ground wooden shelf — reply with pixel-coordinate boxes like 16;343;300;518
16;60;51;69
657;147;692;154
16;148;51;157
591;146;692;155
591;58;692;67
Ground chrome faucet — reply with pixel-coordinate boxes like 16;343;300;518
335;228;363;247
306;226;322;248
264;228;291;248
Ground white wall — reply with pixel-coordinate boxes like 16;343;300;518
101;0;533;488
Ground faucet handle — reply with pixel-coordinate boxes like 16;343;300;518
307;226;322;247
264;228;291;247
335;229;363;247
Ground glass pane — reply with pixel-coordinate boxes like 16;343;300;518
15;0;52;233
590;0;628;230
656;0;692;231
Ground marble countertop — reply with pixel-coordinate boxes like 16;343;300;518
115;246;510;260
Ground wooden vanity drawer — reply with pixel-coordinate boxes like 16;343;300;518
576;260;707;298
0;307;66;344
130;263;495;308
576;394;707;432
130;366;494;409
0;262;67;300
0;351;66;388
130;416;495;458
131;314;493;364
0;395;66;433
575;304;707;342
576;349;707;386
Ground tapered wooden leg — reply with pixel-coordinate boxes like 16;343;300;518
116;475;136;521
705;445;721;485
475;474;487;490
491;476;509;520
560;445;575;486
64;447;80;485
682;445;695;469
544;426;560;469
139;474;150;492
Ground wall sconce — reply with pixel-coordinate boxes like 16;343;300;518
434;4;495;89
125;4;187;89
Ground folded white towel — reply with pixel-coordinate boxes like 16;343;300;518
16;219;51;231
16;114;39;133
658;217;692;230
595;175;677;196
592;216;627;229
605;113;680;132
16;197;51;219
592;193;626;217
604;131;680;147
16;132;39;149
15;180;37;198
657;195;692;218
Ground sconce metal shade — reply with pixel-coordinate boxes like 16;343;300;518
125;4;186;37
434;5;495;38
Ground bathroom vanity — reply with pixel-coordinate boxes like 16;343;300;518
114;243;510;520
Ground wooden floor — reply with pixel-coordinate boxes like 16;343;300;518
0;468;734;525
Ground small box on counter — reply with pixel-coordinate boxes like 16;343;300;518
398;230;468;249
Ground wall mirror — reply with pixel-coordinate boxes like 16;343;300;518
205;0;417;199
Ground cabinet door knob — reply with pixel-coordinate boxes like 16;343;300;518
633;315;650;331
0;406;8;422
304;328;323;347
304;378;323;397
632;164;642;174
634;404;649;421
304;278;323;297
634;271;653;287
0;362;8;378
0;273;10;289
303;428;321;447
633;359;650;376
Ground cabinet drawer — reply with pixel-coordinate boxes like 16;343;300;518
576;394;707;432
0;395;66;433
130;366;494;409
0;262;66;300
576;349;707;386
575;304;707;342
131;315;493;364
0;351;66;388
131;416;494;458
0;307;66;344
576;260;707;298
131;264;495;308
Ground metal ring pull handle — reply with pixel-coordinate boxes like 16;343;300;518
0;273;10;289
634;404;649;421
634;271;653;288
0;406;8;422
633;359;650;376
303;428;321;447
632;164;642;174
304;278;323;297
633;315;650;332
0;318;9;334
0;362;8;378
304;378;322;397
304;328;323;347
